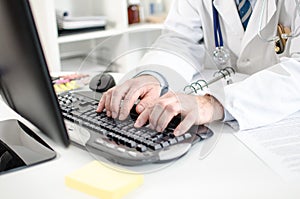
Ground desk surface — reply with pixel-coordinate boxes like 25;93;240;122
0;100;300;199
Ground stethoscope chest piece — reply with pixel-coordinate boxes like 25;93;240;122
212;1;231;69
213;46;230;69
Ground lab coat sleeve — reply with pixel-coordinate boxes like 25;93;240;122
212;57;300;130
121;0;205;90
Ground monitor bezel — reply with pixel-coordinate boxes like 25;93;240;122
0;0;70;147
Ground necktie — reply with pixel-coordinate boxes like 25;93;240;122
238;0;252;30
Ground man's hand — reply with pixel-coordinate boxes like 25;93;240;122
134;92;224;136
97;75;161;120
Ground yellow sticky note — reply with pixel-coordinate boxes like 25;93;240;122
65;161;144;199
53;84;64;93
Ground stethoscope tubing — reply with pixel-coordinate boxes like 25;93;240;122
212;1;224;48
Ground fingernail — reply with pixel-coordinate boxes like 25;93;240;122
156;126;162;132
107;111;111;117
149;124;154;130
119;114;126;120
112;111;117;118
96;105;101;112
174;130;182;136
134;121;141;128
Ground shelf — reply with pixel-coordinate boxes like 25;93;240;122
57;28;120;44
127;23;164;32
57;23;164;44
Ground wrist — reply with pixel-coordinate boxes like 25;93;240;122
204;94;224;121
135;74;160;84
134;70;169;96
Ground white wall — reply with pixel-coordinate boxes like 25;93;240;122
29;0;61;72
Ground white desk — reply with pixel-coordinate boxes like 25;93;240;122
0;100;300;199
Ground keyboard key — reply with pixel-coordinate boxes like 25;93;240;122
136;144;147;152
142;140;154;147
184;133;192;139
118;137;127;145
126;140;137;148
168;138;177;145
160;141;170;148
149;143;162;151
176;135;184;142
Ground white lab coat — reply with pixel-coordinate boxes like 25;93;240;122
124;0;300;130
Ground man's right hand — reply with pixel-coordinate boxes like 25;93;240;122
96;75;162;120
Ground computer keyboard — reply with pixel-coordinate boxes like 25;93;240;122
58;91;213;165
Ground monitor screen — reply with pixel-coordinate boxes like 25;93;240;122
0;0;70;149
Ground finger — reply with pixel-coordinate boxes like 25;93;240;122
104;91;112;117
173;113;195;136
136;86;161;114
156;103;180;132
119;85;145;120
96;93;106;112
149;103;164;130
134;107;151;128
148;94;179;130
110;86;129;119
136;93;157;114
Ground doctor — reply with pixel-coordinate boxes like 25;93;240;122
97;0;300;136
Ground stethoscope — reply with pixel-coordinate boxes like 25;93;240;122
258;0;300;42
212;0;300;67
212;1;230;69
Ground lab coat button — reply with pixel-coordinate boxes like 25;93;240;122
241;59;250;66
242;59;250;63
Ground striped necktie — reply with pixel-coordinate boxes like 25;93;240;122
238;0;252;30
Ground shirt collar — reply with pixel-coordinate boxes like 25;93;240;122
235;0;257;8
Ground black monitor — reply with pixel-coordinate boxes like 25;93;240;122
0;0;70;174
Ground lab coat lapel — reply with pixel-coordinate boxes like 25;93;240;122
212;0;244;37
206;0;244;56
240;0;277;53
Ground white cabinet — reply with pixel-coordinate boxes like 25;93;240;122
30;0;173;72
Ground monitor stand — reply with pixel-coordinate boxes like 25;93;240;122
0;119;56;175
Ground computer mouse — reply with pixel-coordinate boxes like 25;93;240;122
89;73;116;92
